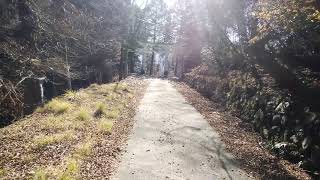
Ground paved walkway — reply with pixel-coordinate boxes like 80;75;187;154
113;79;254;180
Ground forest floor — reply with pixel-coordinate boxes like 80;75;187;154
0;76;148;179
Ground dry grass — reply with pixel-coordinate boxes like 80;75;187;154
32;168;47;180
58;159;79;180
98;120;114;133
0;167;6;178
40;116;84;131
33;131;75;149
41;116;66;130
73;142;92;159
37;99;72;115
64;90;78;99
76;109;90;121
94;103;107;117
115;83;130;92
106;108;120;119
31;141;93;180
21;154;36;164
0;78;147;179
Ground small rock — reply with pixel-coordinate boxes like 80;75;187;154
274;142;288;149
262;128;269;138
304;107;310;112
275;102;290;114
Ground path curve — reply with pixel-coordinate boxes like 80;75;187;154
113;79;254;180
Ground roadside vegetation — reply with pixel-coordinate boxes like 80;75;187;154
0;78;147;179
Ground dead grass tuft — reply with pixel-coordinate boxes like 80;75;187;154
94;103;107;118
32;168;48;180
0;167;6;178
76;109;90;121
58;159;79;180
106;108;120;119
64;90;77;99
33;131;75;149
98;120;113;133
37;99;72;115
73;142;92;159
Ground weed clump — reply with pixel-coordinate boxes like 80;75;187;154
32;168;47;180
106;109;120;119
98;120;113;133
0;168;6;178
33;131;75;149
65;90;77;99
37;99;71;115
94;103;107;118
58;159;79;180
76;109;90;121
73;142;92;159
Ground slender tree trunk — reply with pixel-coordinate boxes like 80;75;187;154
150;27;157;76
119;46;124;81
150;51;155;75
128;52;135;73
119;46;128;81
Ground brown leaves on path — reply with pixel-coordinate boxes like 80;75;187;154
173;81;311;180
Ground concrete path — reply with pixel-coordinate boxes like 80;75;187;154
113;79;254;180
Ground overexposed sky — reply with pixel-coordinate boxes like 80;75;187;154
135;0;177;8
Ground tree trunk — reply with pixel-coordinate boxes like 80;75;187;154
150;50;155;76
119;46;128;81
128;52;135;73
150;26;157;76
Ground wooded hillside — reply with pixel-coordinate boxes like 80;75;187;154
0;0;129;126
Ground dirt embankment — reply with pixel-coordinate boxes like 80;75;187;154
0;77;148;179
180;64;320;177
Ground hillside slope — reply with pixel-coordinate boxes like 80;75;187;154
0;0;129;126
0;77;147;179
